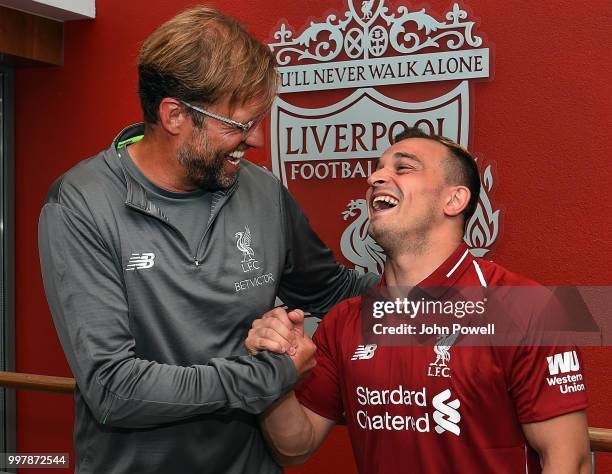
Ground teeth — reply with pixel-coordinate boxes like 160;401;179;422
372;195;399;210
226;150;244;165
227;150;244;160
372;195;399;211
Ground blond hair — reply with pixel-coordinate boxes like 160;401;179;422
138;5;278;124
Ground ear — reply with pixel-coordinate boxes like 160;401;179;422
158;98;186;136
443;186;470;217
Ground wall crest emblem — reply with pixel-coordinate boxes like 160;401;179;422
268;0;498;277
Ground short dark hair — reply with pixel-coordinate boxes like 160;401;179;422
392;127;481;225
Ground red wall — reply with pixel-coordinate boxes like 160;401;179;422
14;0;611;472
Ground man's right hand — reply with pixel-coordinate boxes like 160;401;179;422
246;306;297;355
245;308;316;381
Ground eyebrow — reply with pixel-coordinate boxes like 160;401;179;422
393;152;422;163
376;152;422;169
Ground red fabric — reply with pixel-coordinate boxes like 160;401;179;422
13;2;611;473
296;245;587;474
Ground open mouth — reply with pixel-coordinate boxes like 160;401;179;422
371;194;399;212
226;149;244;166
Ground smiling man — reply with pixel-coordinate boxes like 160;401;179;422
37;6;376;474
247;127;591;473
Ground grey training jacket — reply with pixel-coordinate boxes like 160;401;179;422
38;123;377;474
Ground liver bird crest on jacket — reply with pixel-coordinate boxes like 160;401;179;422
340;199;386;274
235;226;255;262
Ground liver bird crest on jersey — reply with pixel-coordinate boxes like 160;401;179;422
340;199;386;274
428;332;460;378
432;332;459;367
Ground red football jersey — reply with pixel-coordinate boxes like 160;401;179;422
296;244;588;474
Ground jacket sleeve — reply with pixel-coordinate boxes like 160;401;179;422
38;201;296;429
278;185;379;317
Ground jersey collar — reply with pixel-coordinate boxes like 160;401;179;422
379;243;475;289
420;243;475;287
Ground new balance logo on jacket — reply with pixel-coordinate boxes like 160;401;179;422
126;253;155;271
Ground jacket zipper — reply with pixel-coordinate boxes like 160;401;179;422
125;202;201;266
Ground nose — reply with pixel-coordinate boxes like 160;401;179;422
367;166;389;187
243;120;265;148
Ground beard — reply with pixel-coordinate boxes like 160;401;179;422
176;128;238;191
368;199;439;257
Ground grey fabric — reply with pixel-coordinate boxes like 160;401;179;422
38;123;379;474
119;145;212;255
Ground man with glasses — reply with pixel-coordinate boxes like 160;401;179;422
38;6;375;474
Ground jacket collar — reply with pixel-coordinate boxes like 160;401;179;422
105;123;238;218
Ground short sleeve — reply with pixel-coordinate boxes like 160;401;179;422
506;346;588;424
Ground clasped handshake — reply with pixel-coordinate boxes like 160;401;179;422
245;307;317;380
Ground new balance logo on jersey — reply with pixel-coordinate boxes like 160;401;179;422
351;344;378;360
547;350;580;375
126;253;155;271
432;389;461;436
